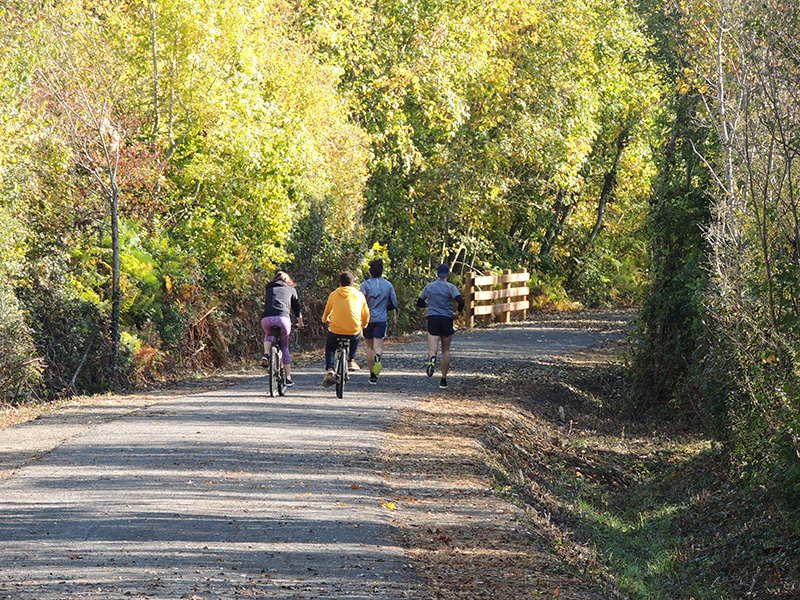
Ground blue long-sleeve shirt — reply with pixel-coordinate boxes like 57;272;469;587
360;277;398;323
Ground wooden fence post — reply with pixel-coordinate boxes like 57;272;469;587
464;271;475;328
503;268;512;324
520;267;528;321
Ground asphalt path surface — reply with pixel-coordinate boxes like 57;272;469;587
0;314;628;599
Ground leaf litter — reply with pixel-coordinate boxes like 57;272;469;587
380;311;799;600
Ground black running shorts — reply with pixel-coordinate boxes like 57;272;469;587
427;315;455;337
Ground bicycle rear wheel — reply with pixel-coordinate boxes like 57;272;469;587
268;346;278;397
276;348;287;396
267;349;278;397
335;343;346;399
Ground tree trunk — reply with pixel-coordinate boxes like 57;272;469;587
150;3;160;140
111;186;121;381
540;189;573;259
586;126;630;249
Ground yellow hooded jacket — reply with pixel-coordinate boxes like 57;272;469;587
322;286;370;336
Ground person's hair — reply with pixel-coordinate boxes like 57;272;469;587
369;259;384;278
274;270;295;286
339;271;354;287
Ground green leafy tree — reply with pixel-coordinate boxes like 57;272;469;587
28;0;157;383
292;0;659;307
629;0;717;417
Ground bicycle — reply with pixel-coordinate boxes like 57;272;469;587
334;336;350;399
266;326;287;397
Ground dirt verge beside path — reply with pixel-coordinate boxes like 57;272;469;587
381;310;633;600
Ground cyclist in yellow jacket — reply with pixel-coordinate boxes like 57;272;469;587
321;271;370;387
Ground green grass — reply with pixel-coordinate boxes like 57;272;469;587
482;352;800;600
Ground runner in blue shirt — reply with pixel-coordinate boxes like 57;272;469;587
360;259;399;385
416;263;465;389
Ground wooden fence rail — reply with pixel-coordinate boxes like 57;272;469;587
464;268;530;328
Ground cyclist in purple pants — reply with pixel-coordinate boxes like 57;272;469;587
261;271;304;387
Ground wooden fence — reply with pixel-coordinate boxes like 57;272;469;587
464;268;530;328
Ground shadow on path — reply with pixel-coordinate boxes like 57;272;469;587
0;314;629;599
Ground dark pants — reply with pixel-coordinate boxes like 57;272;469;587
325;332;359;370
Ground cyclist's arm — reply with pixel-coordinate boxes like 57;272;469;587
322;295;333;323
290;294;302;319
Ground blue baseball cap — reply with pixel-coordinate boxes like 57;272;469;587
437;263;450;278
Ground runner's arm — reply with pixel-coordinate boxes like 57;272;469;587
416;287;427;308
454;294;465;313
360;295;370;329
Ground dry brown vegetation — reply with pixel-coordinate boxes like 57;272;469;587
382;319;799;600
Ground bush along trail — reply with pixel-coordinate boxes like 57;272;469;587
1;310;798;599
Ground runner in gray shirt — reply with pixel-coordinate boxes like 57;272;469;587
360;259;399;384
416;263;465;389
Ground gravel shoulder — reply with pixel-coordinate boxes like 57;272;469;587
0;310;631;599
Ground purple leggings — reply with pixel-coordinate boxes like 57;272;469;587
261;316;292;364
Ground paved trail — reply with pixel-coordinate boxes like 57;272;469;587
0;314;628;599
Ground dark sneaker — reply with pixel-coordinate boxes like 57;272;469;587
285;378;294;388
323;371;335;388
439;378;448;389
373;355;382;376
426;356;436;378
261;355;269;368
369;373;378;385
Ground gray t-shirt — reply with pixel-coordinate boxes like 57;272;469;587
419;279;463;318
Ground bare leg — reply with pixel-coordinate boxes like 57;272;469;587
440;335;453;378
427;333;440;361
284;363;292;379
365;338;376;374
373;338;384;360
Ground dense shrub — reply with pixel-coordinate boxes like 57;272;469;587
0;286;44;403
